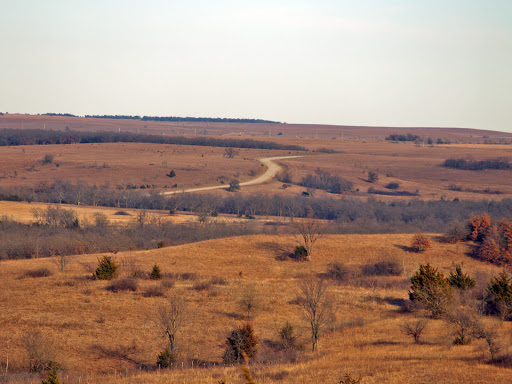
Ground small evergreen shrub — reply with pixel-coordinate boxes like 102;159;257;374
485;270;512;319
279;321;296;350
409;264;452;318
293;245;308;260
447;264;475;290
94;255;119;280
223;323;258;364
156;348;176;368
42;366;60;384
150;264;162;280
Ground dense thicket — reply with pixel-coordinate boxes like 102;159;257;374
299;169;354;193
443;158;511;171
3;182;512;234
0;217;260;260
0;129;306;151
84;115;280;123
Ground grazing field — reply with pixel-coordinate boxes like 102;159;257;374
1;115;512;383
0;142;296;190
1;139;512;202
0;234;511;383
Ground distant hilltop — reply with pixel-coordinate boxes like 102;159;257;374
41;113;281;124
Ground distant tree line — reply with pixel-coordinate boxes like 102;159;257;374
3;181;512;233
43;113;77;117
84;115;281;124
0;129;306;151
443;157;511;171
385;133;421;142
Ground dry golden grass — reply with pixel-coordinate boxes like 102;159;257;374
1;136;511;203
1;233;511;383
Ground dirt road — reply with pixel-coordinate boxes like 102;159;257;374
162;155;301;195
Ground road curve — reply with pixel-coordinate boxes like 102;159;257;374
162;155;301;195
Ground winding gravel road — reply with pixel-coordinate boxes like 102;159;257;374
162;155;301;195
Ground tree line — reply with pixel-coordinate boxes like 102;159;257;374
443;157;511;171
0;129;306;151
0;207;260;260
3;181;512;233
84;115;280;123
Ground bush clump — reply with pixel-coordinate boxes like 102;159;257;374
107;277;138;292
362;260;402;276
143;285;165;297
410;233;431;253
23;268;53;278
327;261;353;282
385;182;400;190
94;255;119;280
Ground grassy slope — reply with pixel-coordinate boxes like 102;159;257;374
1;234;511;383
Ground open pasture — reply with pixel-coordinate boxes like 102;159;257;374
0;234;510;383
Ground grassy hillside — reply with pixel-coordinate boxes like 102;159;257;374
0;234;511;383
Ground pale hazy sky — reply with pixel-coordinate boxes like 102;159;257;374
1;1;511;131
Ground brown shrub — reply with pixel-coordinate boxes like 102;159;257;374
143;285;165;297
410;233;431;253
23;268;53;278
362;260;402;276
106;277;138;292
467;213;493;242
161;278;176;289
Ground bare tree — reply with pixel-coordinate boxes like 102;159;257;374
227;179;240;192
294;219;322;261
474;320;503;362
297;279;335;351
445;306;480;345
22;331;55;372
401;319;428;344
52;253;70;272
224;147;239;158
137;209;147;228
158;294;187;358
238;285;262;321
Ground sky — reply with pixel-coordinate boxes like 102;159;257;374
1;0;511;131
